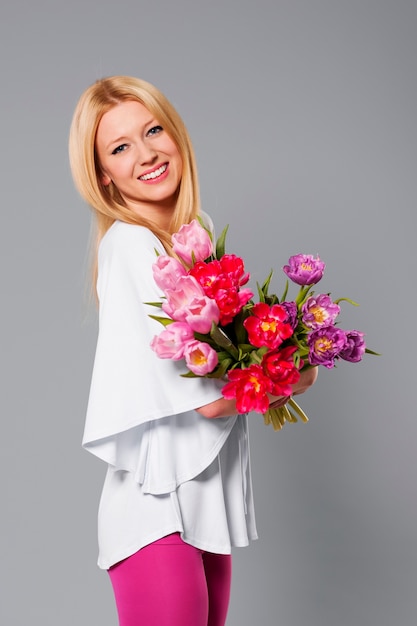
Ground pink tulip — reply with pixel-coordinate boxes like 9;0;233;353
172;219;213;266
184;340;219;376
162;275;205;320
152;255;186;291
150;322;195;360
182;296;220;333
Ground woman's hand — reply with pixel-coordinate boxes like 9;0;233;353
292;366;318;396
268;366;318;409
197;367;318;418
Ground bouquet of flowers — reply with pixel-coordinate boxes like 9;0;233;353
149;219;376;430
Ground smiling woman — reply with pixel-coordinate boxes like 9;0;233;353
95;100;183;229
68;76;201;258
68;76;317;626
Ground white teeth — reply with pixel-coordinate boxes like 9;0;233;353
139;164;167;181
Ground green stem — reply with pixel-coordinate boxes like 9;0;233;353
288;398;309;423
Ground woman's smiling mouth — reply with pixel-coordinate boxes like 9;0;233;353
139;163;168;182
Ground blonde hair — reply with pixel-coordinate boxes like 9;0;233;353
69;76;200;281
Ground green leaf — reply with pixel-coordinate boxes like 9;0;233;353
265;293;279;306
236;343;256;354
208;358;233;378
180;371;199;378
295;285;313;306
233;310;249;344
260;270;274;297
293;351;302;368
280;279;289;303
334;297;359;306
247;346;268;365
365;348;381;356
145;301;164;308
148;314;173;327
256;281;266;303
217;350;234;361
210;323;239;359
287;338;309;359
193;331;217;348
215;225;229;259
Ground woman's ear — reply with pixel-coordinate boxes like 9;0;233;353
101;173;111;186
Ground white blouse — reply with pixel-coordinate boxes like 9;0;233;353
83;220;258;569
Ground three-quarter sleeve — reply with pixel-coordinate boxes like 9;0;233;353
82;221;237;494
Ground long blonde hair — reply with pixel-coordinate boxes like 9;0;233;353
69;76;201;281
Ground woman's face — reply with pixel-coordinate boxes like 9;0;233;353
95;100;183;223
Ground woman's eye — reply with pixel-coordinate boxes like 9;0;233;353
111;144;128;155
147;125;163;136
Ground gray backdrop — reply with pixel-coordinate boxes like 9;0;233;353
1;1;416;625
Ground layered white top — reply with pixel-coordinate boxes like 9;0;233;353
83;220;258;569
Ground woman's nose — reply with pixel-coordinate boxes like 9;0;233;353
138;140;157;165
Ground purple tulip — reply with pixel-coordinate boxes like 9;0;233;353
150;322;195;360
152;255;186;292
280;301;298;329
302;294;340;330
184;340;219;375
307;325;347;368
339;330;366;363
172;219;214;266
283;254;325;286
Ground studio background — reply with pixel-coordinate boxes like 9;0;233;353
1;1;416;625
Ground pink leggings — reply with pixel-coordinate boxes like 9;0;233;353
108;534;232;626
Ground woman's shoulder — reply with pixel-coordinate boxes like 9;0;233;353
102;220;161;249
99;221;165;263
96;222;165;298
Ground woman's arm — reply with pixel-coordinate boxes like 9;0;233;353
196;367;318;419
